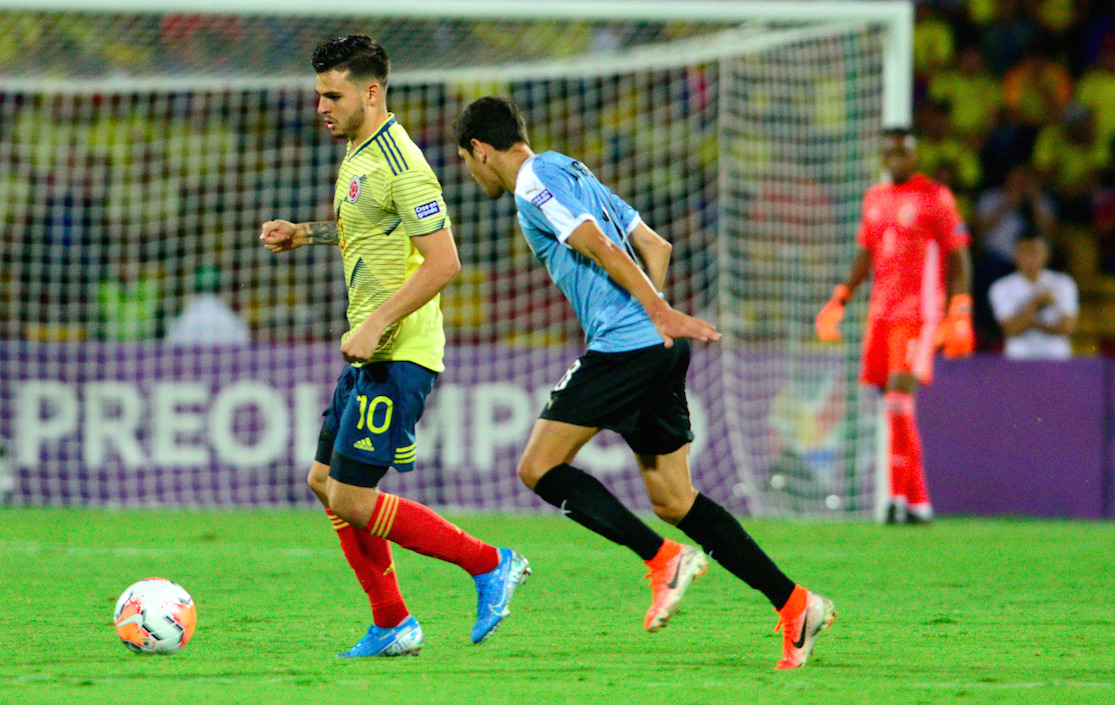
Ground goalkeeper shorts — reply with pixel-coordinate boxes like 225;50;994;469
860;317;936;389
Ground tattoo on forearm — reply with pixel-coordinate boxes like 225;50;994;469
307;221;338;245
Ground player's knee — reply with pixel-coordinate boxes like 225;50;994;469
306;464;329;505
886;373;918;393
650;490;697;526
516;457;546;489
325;485;357;523
651;501;685;526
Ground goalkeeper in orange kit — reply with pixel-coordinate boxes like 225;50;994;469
816;128;973;524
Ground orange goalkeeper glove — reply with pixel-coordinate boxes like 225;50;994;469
815;285;851;342
936;293;975;358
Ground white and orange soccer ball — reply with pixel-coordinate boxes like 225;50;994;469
113;578;197;655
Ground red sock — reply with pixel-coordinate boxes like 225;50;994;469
885;391;931;507
887;394;905;504
327;509;409;628
903;418;930;507
367;493;499;576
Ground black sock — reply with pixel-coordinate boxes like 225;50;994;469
676;493;796;609
533;463;663;561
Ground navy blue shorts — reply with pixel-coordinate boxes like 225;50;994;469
316;361;437;487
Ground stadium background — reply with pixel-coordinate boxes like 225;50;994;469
0;4;1113;704
0;0;1112;518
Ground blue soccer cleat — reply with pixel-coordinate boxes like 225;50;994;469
338;615;424;657
471;548;531;644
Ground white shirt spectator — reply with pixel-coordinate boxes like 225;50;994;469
166;294;250;345
975;186;1056;262
989;269;1077;359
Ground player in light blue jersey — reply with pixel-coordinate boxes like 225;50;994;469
454;97;835;669
513;151;665;353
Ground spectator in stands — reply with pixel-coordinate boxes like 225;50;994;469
916;99;982;194
966;0;997;28
972;164;1057;339
1081;0;1115;66
160;14;244;74
165;264;250;345
1093;167;1115;274
0;11;43;73
33;159;103;341
980;0;1040;73
980;103;1038;187
96;249;163;341
928;44;1002;138
1032;102;1111;225
1034;0;1080;38
989;231;1078;359
1001;36;1073;129
914;3;957;79
975;164;1057;271
1075;36;1115;150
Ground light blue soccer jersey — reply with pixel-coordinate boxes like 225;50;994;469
514;151;663;353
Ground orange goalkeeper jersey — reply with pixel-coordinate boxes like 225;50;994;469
856;173;969;323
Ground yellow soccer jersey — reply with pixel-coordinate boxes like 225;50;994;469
333;114;450;372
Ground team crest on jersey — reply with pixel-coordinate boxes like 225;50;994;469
346;176;363;203
898;202;917;226
531;189;553;208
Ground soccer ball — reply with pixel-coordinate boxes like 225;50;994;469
113;578;197;655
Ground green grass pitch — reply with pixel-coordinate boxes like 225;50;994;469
1;508;1112;704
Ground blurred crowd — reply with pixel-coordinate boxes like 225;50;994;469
911;0;1115;351
1;3;1113;352
0;12;711;79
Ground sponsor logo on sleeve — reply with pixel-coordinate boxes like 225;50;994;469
414;201;441;219
531;189;554;208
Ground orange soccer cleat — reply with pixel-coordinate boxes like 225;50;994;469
643;540;708;633
774;585;836;669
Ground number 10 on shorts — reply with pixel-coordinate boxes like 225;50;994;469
357;394;394;434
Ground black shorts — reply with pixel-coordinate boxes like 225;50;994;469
540;340;694;456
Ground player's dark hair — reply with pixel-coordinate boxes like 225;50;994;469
311;35;389;87
882;126;913;140
453;96;529;153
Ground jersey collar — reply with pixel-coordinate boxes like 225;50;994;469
892;172;929;190
350;113;397;158
513;153;538;194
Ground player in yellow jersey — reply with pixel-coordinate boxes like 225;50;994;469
260;36;529;657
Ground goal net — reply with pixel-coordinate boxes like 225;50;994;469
0;1;909;516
